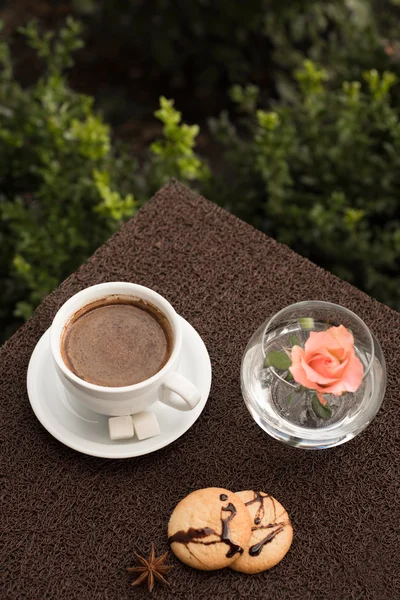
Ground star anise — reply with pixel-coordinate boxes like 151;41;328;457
127;544;174;592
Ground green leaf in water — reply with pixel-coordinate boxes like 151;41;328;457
264;350;291;370
299;317;314;329
284;370;294;381
311;394;332;419
289;334;300;346
287;390;295;405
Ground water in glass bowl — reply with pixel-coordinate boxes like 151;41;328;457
241;303;386;449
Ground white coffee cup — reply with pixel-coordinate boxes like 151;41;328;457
50;282;201;435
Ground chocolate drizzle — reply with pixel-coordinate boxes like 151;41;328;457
245;491;270;526
168;527;216;545
168;500;244;559
245;491;286;559
251;521;285;532
220;503;243;558
249;526;285;557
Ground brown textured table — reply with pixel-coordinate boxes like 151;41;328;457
1;181;399;600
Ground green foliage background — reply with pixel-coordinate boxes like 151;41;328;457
208;64;400;308
0;18;208;340
1;1;400;342
0;19;134;338
71;0;400;98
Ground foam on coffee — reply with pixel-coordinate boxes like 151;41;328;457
61;295;174;387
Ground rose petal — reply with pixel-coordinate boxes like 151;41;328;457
307;347;341;367
290;345;304;364
308;357;342;381
329;347;346;362
290;364;316;389
314;379;348;396
290;330;363;396
340;352;364;392
328;325;355;354
289;346;316;389
301;356;339;385
305;330;342;355
324;356;349;376
308;353;349;379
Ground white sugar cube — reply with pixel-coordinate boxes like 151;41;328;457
131;411;160;440
108;416;134;441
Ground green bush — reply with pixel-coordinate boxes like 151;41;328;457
208;61;400;309
263;0;400;100
2;7;400;344
71;0;400;98
0;18;137;338
72;0;271;93
136;96;210;199
0;19;205;341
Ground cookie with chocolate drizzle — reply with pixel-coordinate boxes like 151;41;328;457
168;488;252;570
229;490;293;574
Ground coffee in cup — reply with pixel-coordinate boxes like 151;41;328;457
50;282;201;438
61;295;174;387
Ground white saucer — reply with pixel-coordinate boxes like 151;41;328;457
27;316;212;458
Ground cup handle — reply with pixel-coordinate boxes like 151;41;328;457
160;372;201;411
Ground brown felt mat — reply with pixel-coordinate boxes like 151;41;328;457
1;180;399;600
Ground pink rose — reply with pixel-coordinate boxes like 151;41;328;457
289;325;363;397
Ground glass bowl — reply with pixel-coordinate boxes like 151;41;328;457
241;301;386;449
